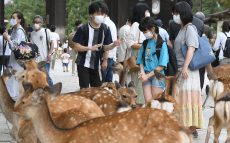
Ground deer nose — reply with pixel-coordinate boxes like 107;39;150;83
131;104;137;109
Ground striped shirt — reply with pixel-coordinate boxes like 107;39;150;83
73;23;113;69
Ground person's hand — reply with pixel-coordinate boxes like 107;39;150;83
181;66;189;79
3;32;10;42
91;44;103;51
47;54;52;63
138;72;148;82
113;39;122;47
101;60;108;71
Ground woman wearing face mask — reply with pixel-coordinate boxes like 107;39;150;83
136;17;168;104
2;11;27;101
173;2;203;137
125;2;151;105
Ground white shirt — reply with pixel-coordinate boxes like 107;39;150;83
213;31;230;60
50;32;60;49
126;22;145;57
0;36;11;56
104;17;117;61
117;24;130;62
31;28;51;62
61;53;70;63
159;27;169;41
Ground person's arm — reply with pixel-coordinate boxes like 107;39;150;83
213;33;222;51
74;43;101;52
181;46;195;79
103;41;120;51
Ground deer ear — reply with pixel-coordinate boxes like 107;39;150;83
115;81;121;89
22;81;33;92
45;82;62;97
128;81;135;88
38;61;47;69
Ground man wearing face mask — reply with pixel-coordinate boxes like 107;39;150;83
31;15;53;86
72;1;120;89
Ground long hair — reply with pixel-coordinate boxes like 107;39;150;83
11;11;26;29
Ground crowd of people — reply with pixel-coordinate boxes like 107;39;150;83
0;0;230;139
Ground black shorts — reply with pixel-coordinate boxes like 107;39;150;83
77;65;101;89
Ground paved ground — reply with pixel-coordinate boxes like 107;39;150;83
0;59;228;143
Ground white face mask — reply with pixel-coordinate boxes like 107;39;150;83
173;15;182;24
94;15;105;24
144;31;153;39
34;23;40;30
10;18;17;26
145;11;151;17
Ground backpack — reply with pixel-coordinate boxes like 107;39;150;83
142;36;178;76
223;33;230;58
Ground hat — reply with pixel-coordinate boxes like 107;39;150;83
155;19;163;27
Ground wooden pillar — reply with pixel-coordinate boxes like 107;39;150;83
46;0;66;41
0;0;4;26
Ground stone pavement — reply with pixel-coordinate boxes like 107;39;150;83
0;59;228;142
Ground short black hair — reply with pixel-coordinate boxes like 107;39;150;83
139;17;159;34
222;21;230;32
75;20;82;27
88;1;105;15
63;48;68;53
50;25;56;32
101;2;109;15
177;0;193;8
0;26;6;35
174;1;193;25
131;2;150;24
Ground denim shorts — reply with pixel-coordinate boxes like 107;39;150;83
142;76;165;90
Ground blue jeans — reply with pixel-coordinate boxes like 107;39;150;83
44;63;53;86
101;58;115;82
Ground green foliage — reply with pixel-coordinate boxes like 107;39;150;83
192;0;225;15
5;0;46;27
218;0;230;8
66;0;92;35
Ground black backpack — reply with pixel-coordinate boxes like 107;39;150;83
142;36;178;76
223;33;230;58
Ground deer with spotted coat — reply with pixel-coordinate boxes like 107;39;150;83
204;66;230;143
14;83;192;143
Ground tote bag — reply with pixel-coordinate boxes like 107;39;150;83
181;32;215;70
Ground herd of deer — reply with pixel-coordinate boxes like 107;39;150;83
0;59;229;143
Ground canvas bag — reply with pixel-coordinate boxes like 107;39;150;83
181;25;216;71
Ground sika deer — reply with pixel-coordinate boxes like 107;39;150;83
205;77;230;143
14;85;192;143
0;71;38;143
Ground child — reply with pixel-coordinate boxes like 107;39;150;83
61;48;70;72
136;17;169;105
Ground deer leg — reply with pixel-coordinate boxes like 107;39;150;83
213;120;222;143
225;125;230;143
205;116;214;143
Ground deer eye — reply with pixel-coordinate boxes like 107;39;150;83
134;95;138;98
122;95;127;98
22;75;25;78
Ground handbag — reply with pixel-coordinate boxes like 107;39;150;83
181;25;216;70
14;41;39;60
